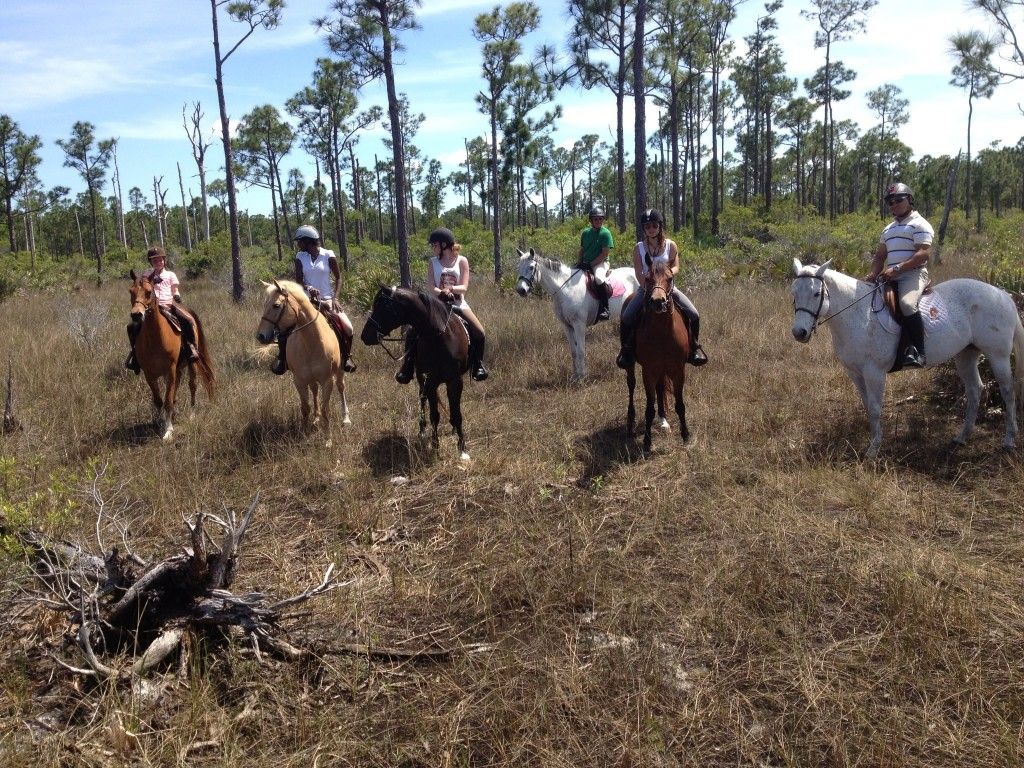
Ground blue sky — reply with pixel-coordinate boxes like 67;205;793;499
2;0;1022;217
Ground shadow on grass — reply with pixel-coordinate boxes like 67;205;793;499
106;422;161;446
238;414;306;459
575;422;645;486
362;432;438;478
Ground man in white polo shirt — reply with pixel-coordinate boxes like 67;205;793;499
866;183;933;369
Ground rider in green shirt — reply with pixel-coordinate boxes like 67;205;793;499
577;206;614;321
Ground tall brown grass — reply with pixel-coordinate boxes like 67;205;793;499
0;254;1021;767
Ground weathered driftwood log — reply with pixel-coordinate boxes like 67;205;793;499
13;493;345;680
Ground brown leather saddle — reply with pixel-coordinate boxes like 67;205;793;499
157;306;184;334
579;267;611;300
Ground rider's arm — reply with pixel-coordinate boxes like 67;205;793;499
451;256;470;296
590;246;609;270
294;258;304;287
329;255;341;296
632;244;644;284
866;243;886;281
667;241;680;277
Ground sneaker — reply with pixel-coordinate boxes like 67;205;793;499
616;349;634;370
688;345;709;367
472;365;489;382
900;346;925;369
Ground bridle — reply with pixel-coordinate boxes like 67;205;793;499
518;254;579;295
646;278;672;315
130;279;155;319
794;272;880;334
260;293;320;337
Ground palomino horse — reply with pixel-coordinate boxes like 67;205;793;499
360;286;471;461
128;271;215;440
625;258;691;450
257;279;351;432
515;248;639;381
791;258;1024;457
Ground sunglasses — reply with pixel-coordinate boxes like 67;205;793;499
886;195;909;204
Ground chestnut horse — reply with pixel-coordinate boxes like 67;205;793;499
360;286;471;461
128;270;215;440
625;258;691;450
257;279;351;433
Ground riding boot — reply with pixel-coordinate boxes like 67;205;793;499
597;283;611;322
271;332;289;375
900;311;926;369
616;315;636;369
338;326;357;373
395;329;418;384
181;321;201;362
125;321;141;374
469;334;489;382
686;315;709;367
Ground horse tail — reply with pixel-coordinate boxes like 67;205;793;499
192;310;216;400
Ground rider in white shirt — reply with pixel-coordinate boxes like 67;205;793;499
271;224;357;375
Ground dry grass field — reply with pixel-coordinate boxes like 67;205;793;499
0;252;1022;767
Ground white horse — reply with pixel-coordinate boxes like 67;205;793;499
791;258;1024;457
515;248;639;381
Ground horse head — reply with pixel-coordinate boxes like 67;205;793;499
790;258;832;343
515;248;538;297
645;257;672;315
256;280;298;344
128;270;155;322
360;285;402;346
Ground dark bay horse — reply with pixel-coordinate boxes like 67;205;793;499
361;286;471;460
625;258;691;450
128;270;215;440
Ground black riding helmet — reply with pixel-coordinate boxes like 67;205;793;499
640;208;664;225
428;227;455;250
589;206;605;219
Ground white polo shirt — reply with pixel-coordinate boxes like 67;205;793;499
881;211;933;269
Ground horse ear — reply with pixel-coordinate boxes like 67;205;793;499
381;285;394;298
792;258;803;276
273;279;286;295
517;248;525;258
130;269;137;281
261;280;272;289
529;248;536;257
815;260;832;278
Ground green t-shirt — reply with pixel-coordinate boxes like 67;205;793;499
580;225;614;265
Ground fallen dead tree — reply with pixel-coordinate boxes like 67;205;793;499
10;493;345;680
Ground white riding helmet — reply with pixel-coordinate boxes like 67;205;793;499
293;224;320;241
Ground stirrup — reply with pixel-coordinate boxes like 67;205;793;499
395;367;415;384
472;365;489;382
688;345;708;367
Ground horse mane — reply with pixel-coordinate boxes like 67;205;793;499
416;290;453;335
534;253;569;274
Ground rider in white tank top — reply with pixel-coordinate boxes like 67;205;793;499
637;241;670;275
431;257;469;310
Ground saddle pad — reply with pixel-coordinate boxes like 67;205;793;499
607;278;628;299
871;290;947;337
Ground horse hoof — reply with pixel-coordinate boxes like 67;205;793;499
325;439;333;449
342;416;352;426
458;452;471;463
162;428;173;441
659;419;670;431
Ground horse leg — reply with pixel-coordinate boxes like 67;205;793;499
572;322;588;381
643;370;657;451
295;380;312;431
626;365;636;437
145;372;163;428
448;378;468;460
319;378;333;434
427;384;442;450
986;352;1018;449
162;367;178;441
658;374;670;431
418;382;429;440
860;366;886;458
561;321;581;381
335;369;351;426
672;371;690;443
951;348;983;447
